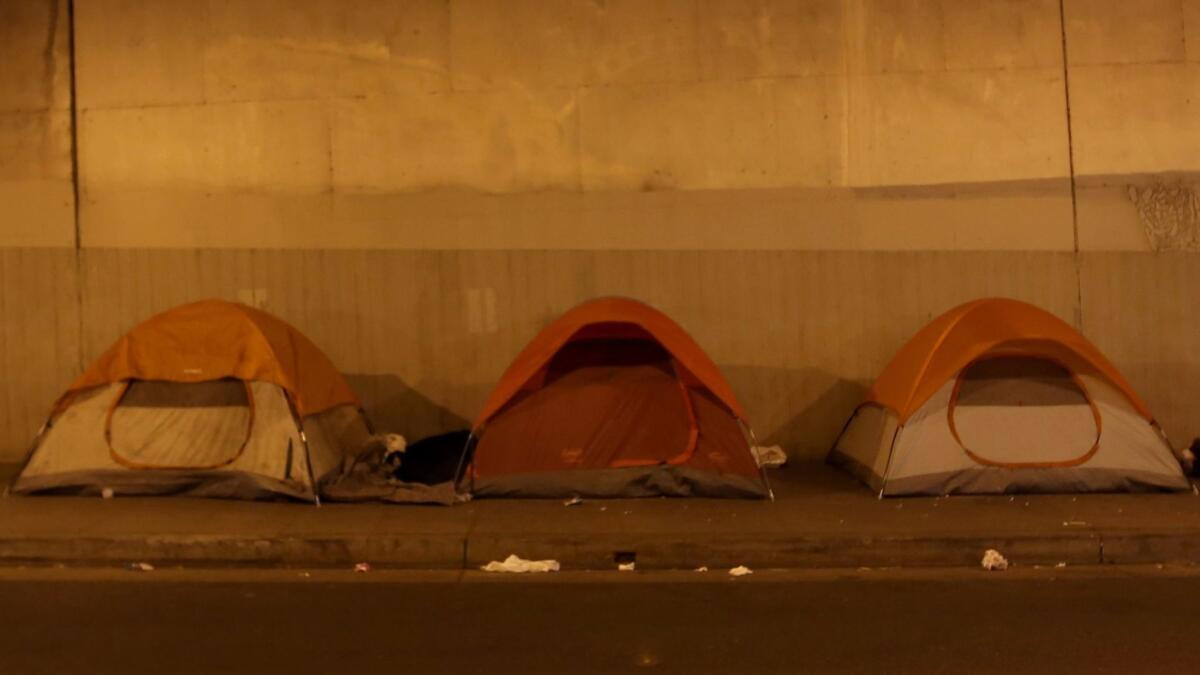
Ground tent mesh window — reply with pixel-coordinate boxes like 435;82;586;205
107;378;253;470
950;357;1099;467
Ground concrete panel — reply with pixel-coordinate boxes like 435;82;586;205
579;79;831;191
1079;252;1200;448
449;0;699;90
332;88;579;194
842;0;944;74
203;0;450;102
0;181;76;247
941;0;1062;70
0;110;72;181
1064;0;1186;66
80;189;334;249
79;98;330;200
1187;0;1200;62
845;68;1070;186
0;110;75;247
696;0;844;80
1068;64;1200;176
0;0;70;112
74;0;207;109
0;248;80;460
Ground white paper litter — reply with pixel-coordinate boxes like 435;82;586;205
618;562;636;572
751;445;787;468
1062;521;1088;527
1055;562;1067;568
563;496;584;506
694;566;709;572
128;562;154;572
353;562;372;573
481;554;561;574
729;565;753;577
981;549;1009;571
101;487;114;499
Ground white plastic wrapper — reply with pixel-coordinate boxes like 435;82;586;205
729;565;753;577
751;445;787;468
481;554;561;573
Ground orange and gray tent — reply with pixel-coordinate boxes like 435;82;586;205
831;298;1188;496
465;297;768;498
14;300;370;501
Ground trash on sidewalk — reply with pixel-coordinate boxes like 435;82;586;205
751;445;787;469
694;566;709;573
353;562;371;573
729;565;753;577
563;496;584;506
127;562;154;572
1062;521;1088;527
617;562;635;572
981;549;1009;571
101;487;114;500
481;554;560;574
1055;562;1067;568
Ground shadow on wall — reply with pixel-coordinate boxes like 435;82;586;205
345;374;470;441
722;366;868;462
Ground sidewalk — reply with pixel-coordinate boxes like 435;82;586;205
2;463;1199;571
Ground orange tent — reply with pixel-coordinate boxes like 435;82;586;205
866;297;1151;423
19;299;367;501
469;297;766;498
59;299;358;418
832;298;1186;495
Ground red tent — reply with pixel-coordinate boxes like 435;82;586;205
467;297;767;498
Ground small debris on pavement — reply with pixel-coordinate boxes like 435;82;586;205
127;562;154;572
599;506;607;511
1055;562;1067;568
481;554;560;574
353;562;371;573
618;562;635;572
981;549;1009;571
694;566;709;573
1062;521;1088;527
101;487;114;499
299;572;311;578
751;445;787;468
563;496;584;506
729;565;753;577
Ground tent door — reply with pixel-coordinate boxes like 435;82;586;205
105;378;256;470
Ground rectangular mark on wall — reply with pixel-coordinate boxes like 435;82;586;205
465;287;498;334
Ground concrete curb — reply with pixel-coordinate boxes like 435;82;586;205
2;529;1196;570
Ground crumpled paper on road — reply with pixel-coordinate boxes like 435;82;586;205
481;554;561;573
981;549;1009;571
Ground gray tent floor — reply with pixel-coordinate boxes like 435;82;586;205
1;462;1198;570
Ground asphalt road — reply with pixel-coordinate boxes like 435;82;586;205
0;567;1195;674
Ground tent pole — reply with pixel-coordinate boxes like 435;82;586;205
283;394;321;506
8;421;49;494
877;424;903;500
745;423;775;502
452;431;477;498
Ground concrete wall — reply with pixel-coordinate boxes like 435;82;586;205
0;0;1198;462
